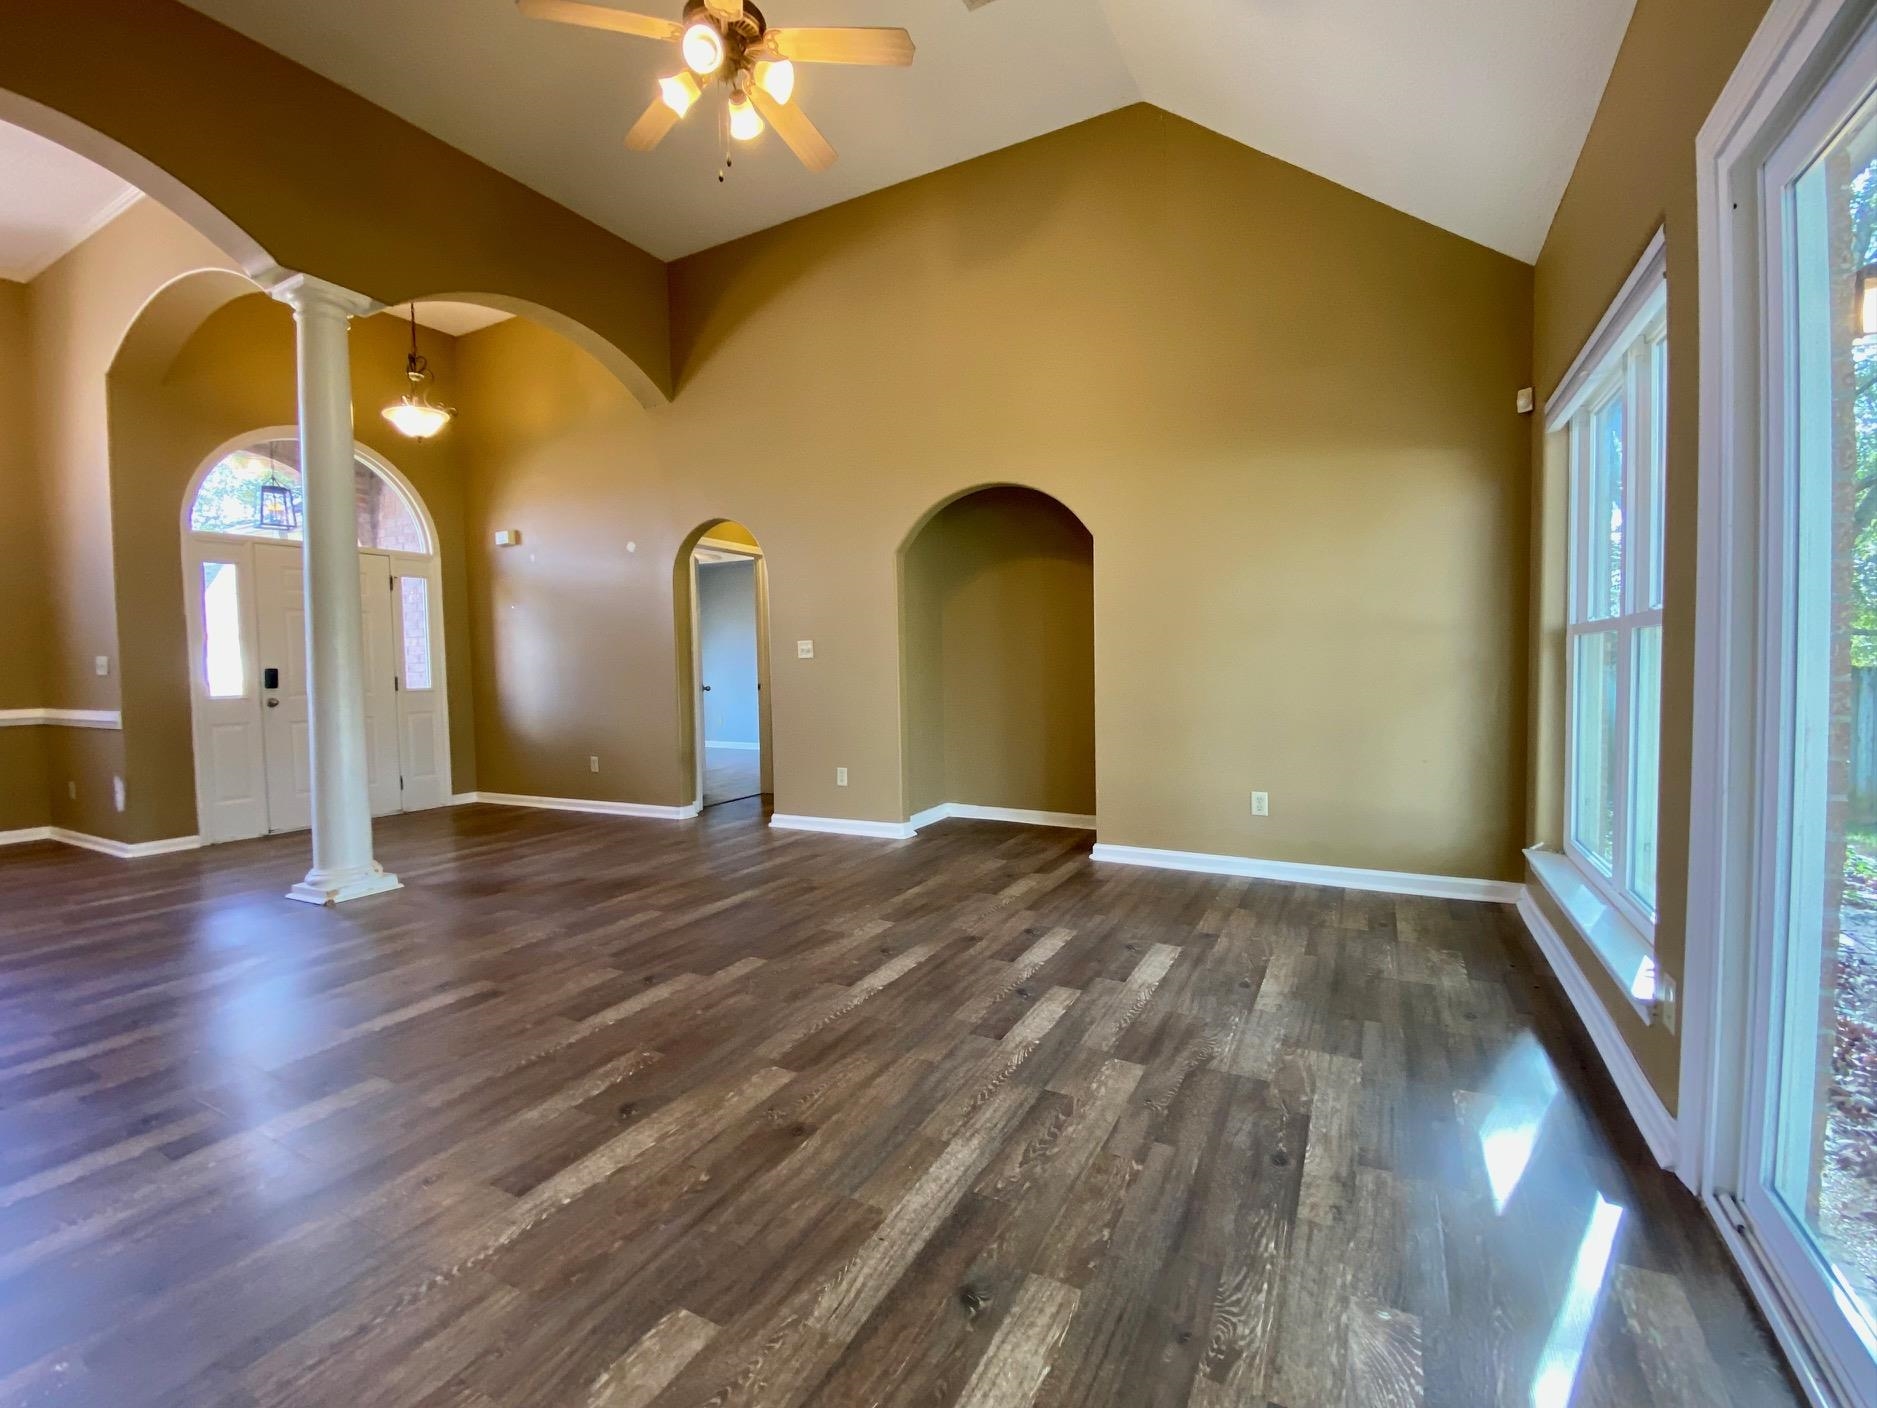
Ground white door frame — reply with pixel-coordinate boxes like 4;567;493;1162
181;427;453;842
1692;1;1877;1401
688;533;771;810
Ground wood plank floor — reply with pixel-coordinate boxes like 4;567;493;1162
0;800;1800;1407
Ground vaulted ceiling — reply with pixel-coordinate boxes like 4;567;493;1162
176;0;1634;263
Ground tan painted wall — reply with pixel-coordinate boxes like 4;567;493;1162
0;278;49;831
462;106;1533;878
1529;0;1774;1106
0;0;669;404
24;200;241;835
901;487;1095;818
106;293;478;843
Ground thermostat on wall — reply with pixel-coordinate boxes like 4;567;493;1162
494;529;522;547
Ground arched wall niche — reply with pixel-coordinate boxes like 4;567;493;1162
898;484;1096;825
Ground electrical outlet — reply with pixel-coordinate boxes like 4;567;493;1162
113;776;126;812
836;767;848;787
797;640;815;659
67;781;76;801
94;655;110;677
588;755;600;774
1655;972;1679;1034
1251;791;1269;817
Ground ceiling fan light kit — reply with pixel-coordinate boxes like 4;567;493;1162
517;0;914;172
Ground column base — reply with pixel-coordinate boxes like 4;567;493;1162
286;863;402;906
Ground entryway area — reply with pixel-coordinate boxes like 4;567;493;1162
686;520;771;809
182;432;451;843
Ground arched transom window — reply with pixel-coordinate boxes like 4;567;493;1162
189;440;429;554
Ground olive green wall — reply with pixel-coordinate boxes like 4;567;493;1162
460;105;1533;878
901;487;1096;819
1529;0;1775;1107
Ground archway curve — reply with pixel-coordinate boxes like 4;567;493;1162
0;89;278;280
674;518;774;812
895;479;1095;556
110;269;264;384
393;291;669;410
178;425;443;560
897;484;1097;832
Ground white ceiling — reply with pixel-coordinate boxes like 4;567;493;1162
379;301;516;337
177;0;1635;263
0;119;141;282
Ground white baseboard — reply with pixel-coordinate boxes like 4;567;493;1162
909;802;1097;832
20;828;202;859
449;792;479;806
703;740;760;751
470;791;701;821
1090;842;1521;904
769;814;915;840
1515;889;1679;1170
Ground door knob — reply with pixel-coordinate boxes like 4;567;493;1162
265;698;280;708
701;684;712;691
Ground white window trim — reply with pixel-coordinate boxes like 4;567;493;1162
1692;0;1877;1402
1548;241;1669;943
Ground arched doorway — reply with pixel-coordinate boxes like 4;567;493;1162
180;430;451;843
899;485;1095;830
677;520;773;811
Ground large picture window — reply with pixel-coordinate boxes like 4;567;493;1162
1563;282;1667;930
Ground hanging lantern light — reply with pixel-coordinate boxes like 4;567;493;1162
250;442;301;533
383;306;455;439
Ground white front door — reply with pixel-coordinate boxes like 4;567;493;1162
246;543;402;835
392;573;448;811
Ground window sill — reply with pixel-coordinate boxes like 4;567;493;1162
1523;847;1659;1024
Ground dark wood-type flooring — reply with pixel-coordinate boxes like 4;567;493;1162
0;800;1800;1407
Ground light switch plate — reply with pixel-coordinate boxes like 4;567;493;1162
797;640;814;659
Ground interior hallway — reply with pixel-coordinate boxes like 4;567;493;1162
0;803;1798;1407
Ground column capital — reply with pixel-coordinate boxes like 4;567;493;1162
267;272;381;320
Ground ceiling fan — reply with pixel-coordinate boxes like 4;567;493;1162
517;0;915;172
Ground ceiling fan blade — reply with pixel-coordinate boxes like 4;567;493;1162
516;0;682;41
703;0;744;22
624;93;683;151
749;87;836;171
761;27;915;66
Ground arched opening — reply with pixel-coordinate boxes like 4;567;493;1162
676;520;773;812
899;485;1095;830
180;431;451;843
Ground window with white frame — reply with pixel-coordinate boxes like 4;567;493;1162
1560;278;1667;932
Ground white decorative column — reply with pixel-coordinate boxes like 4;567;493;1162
272;274;401;905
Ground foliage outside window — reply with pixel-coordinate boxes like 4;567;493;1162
189;444;428;554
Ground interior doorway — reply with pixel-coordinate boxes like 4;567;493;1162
686;522;772;809
181;432;450;843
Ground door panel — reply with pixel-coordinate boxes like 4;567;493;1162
249;545;403;833
394;573;447;811
254;542;312;834
359;554;400;817
188;549;267;842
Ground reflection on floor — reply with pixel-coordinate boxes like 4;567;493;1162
702;743;761;807
0;802;1802;1406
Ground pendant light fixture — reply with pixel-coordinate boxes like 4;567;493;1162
251;440;301;533
383;306;454;440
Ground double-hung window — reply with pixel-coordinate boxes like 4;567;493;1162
1560;276;1667;935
